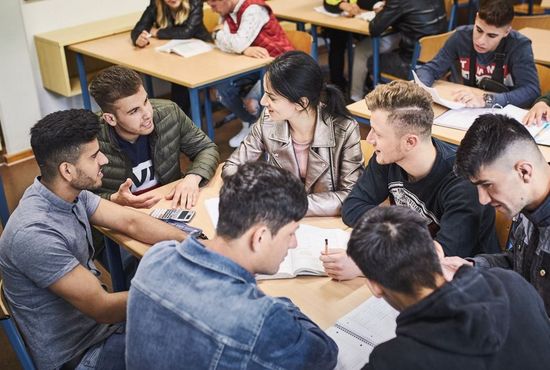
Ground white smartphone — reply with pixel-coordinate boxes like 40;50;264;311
150;208;195;223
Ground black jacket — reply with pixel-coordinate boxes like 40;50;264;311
473;190;550;315
369;0;447;57
365;266;550;370
131;0;210;45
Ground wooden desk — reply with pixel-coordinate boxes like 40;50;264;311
519;27;550;66
69;31;271;138
542;0;550;8
270;0;385;85
347;80;550;160
99;165;371;329
34;12;141;97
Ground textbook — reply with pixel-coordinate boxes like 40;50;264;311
155;39;213;58
434;104;550;145
256;224;351;280
326;297;399;370
204;197;350;279
412;71;466;110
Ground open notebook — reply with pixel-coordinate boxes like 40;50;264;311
204;197;350;279
326;297;399;370
434;104;550;145
155;39;213;58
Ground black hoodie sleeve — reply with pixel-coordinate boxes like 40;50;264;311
131;0;157;45
342;155;390;227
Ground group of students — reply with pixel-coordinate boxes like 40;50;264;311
2;0;550;368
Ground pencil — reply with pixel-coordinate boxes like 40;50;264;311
324;238;328;254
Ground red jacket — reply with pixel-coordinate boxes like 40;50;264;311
225;0;294;57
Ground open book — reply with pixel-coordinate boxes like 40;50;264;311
204;197;350;279
155;39;213;58
256;224;351;280
412;71;466;110
326;297;399;370
434;104;550;145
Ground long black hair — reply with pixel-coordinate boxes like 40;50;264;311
266;50;352;120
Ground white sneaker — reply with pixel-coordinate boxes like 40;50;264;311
229;122;251;148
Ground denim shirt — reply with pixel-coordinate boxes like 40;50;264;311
126;237;338;369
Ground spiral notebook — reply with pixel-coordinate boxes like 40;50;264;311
326;297;399;370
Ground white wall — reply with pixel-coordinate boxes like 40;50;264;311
0;0;148;155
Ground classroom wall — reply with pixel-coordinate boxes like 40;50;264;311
0;0;148;155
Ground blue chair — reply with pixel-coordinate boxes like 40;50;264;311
0;280;36;370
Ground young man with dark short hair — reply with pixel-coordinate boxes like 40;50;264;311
126;162;338;369
89;66;219;210
0;110;186;370
347;206;550;370
444;113;550;315
416;0;540;108
322;81;499;281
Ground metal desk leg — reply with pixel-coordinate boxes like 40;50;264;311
372;37;380;87
0;174;10;227
204;88;214;139
104;237;127;292
310;26;319;61
347;33;354;85
76;53;91;110
144;75;155;97
189;87;202;130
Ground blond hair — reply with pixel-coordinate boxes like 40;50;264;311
366;80;434;139
156;0;189;28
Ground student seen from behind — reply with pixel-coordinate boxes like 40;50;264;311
347;206;550;370
126;162;338;369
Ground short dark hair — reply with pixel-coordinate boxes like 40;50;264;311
478;0;514;27
455;114;538;179
347;206;442;295
30;109;101;181
217;162;308;239
266;50;352;120
89;66;143;113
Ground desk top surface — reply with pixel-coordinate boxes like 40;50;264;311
270;0;371;35
347;80;550;160
519;27;550;66
99;165;371;329
69;31;271;88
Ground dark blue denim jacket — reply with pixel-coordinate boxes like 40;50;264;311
126;237;338;369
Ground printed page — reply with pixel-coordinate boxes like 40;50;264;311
412;71;466;110
327;297;399;370
205;197;220;228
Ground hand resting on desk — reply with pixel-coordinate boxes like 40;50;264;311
243;46;270;59
320;248;364;281
452;88;485;108
165;174;202;209
523;101;550;127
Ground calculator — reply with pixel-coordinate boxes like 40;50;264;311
150;208;195;223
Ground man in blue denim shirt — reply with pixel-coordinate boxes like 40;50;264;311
127;162;338;369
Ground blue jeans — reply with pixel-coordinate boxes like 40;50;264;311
215;75;260;124
75;325;126;370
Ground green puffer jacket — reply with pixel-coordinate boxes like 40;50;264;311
96;99;219;199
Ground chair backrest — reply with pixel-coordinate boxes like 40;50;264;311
0;280;36;370
536;63;550;94
203;6;220;33
512;15;550;30
285;30;313;55
360;140;375;166
417;31;455;64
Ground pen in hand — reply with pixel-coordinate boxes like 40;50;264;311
324;238;328;255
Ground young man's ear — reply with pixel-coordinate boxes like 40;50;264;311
250;225;269;253
515;160;534;183
58;162;74;182
402;134;419;152
365;279;384;298
102;112;117;127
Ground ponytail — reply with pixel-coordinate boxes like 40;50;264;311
321;84;352;121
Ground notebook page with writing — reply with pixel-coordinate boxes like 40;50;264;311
326;297;399;370
155;39;213;58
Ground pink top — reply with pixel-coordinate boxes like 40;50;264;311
292;139;311;181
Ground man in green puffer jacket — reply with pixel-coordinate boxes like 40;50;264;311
89;66;219;210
